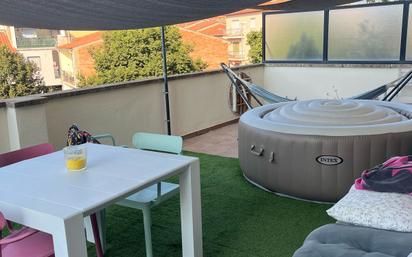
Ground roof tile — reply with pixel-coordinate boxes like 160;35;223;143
0;32;15;52
59;32;103;49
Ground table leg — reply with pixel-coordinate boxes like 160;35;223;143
179;160;203;257
52;214;88;257
85;209;107;252
91;213;105;257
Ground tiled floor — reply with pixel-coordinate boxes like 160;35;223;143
183;123;238;158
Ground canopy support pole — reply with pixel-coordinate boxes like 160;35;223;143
161;26;172;135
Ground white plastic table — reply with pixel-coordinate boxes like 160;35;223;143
0;143;203;257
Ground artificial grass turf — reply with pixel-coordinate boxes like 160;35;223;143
88;152;334;257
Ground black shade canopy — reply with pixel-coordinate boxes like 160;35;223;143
0;0;268;30
0;0;361;30
258;0;360;10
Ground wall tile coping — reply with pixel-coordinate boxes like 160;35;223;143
0;63;263;108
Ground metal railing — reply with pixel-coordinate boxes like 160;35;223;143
228;51;245;59
225;28;244;37
16;37;57;48
61;70;76;85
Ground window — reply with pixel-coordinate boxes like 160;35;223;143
328;5;403;61
52;50;61;79
230;19;241;35
232;20;240;30
265;11;324;61
21;28;37;38
27;56;41;71
15;28;60;40
232;42;240;53
250;18;256;30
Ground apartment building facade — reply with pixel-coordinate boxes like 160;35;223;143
58;31;102;89
224;9;263;66
0;26;63;88
178;17;229;70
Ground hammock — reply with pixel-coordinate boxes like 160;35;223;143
221;63;411;109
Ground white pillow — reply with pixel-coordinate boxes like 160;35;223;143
327;186;412;232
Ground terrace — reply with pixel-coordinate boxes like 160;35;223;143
1;62;411;256
1;1;412;257
1;62;411;154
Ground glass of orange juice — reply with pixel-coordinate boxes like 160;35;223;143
64;145;87;172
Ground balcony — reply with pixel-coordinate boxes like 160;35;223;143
223;28;244;40
3;62;412;152
16;37;57;48
61;70;76;86
228;50;245;60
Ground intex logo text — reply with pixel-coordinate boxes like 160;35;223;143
316;155;343;166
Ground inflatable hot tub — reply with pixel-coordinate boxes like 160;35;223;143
239;99;412;202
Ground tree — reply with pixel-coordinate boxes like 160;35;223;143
331;20;396;60
353;20;393;59
287;33;321;60
0;46;48;99
246;31;263;64
82;26;206;86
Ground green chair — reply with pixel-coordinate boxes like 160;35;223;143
92;133;116;146
116;132;182;257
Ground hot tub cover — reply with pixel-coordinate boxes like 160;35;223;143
241;99;412;136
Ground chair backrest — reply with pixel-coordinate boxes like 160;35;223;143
132;132;183;155
0;212;6;231
0;143;55;168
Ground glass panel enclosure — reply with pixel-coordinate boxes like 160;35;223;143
405;3;412;60
328;5;403;61
14;28;59;48
265;11;324;61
